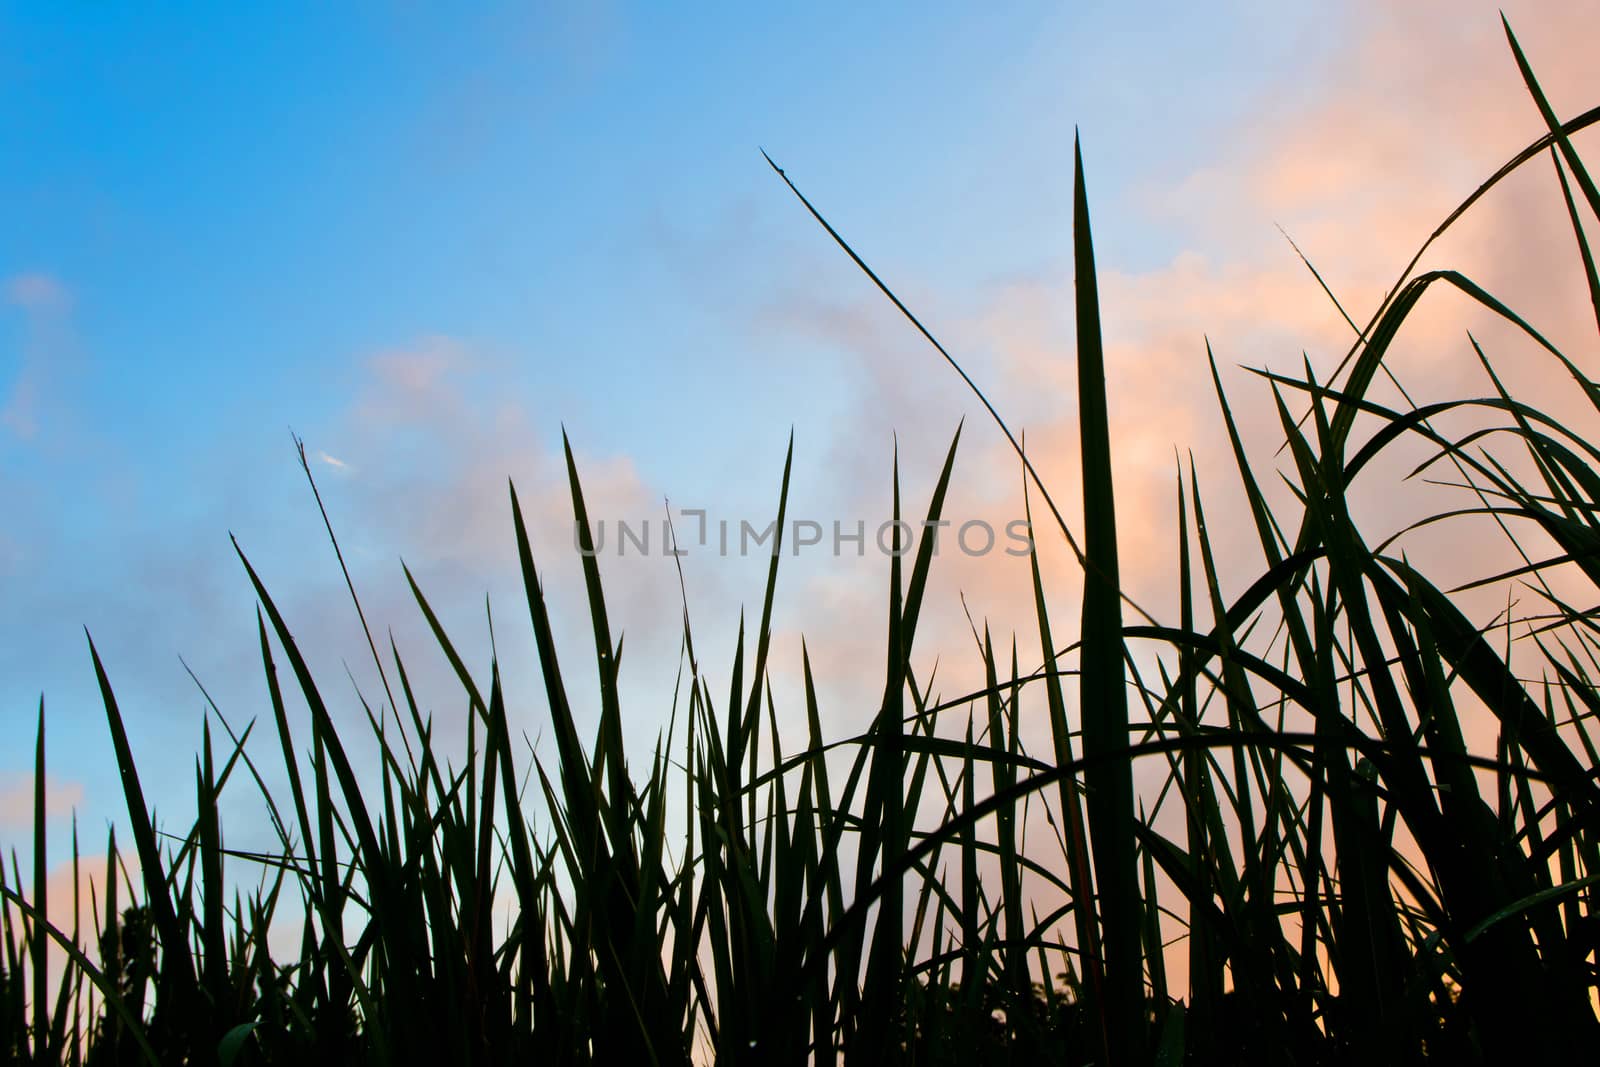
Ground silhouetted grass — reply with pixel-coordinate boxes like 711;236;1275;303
5;17;1600;1065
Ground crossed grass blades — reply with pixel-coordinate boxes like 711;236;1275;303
7;18;1600;1065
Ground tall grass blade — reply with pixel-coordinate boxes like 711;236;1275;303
1071;134;1142;1063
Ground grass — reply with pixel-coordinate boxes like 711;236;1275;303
6;17;1600;1065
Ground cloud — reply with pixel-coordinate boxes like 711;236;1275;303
2;271;76;441
4;273;71;314
744;0;1600;778
237;334;702;788
732;4;1600;960
1;378;38;439
0;771;86;828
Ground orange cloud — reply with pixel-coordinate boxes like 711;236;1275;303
754;1;1600;805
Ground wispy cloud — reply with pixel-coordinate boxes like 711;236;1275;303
2;271;75;441
4;273;72;314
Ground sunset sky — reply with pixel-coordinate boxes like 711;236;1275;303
5;0;1600;899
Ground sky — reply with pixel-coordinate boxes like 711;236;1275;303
4;0;1600;938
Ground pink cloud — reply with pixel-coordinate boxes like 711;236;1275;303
745;1;1600;809
0;772;85;828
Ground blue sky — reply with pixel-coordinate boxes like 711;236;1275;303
1;1;1328;473
5;1;1598;885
